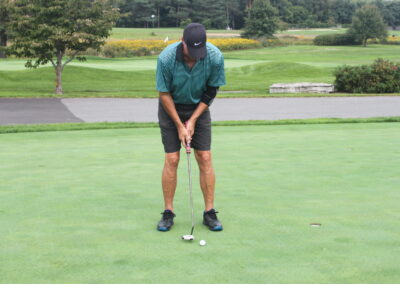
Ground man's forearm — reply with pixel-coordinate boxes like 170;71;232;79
159;92;184;127
189;102;208;123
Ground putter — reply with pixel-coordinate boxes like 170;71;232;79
181;139;195;241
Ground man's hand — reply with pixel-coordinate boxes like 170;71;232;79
178;124;191;148
185;119;196;139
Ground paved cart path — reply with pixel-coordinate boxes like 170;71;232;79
1;97;400;125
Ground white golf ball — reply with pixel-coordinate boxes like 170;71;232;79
199;240;206;246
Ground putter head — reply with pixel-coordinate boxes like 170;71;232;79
181;235;195;241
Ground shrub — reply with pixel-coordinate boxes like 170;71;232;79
180;18;192;29
314;33;359;46
334;58;400;93
98;38;262;57
278;35;313;45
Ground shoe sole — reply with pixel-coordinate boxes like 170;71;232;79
203;221;223;231
157;221;174;232
157;226;170;232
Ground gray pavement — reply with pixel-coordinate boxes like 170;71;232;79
1;97;400;125
0;98;83;125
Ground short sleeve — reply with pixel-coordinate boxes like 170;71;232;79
207;54;226;87
156;58;171;92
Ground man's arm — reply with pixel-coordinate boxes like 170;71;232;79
159;92;191;146
186;86;218;137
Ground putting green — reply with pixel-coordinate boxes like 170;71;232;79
1;123;400;283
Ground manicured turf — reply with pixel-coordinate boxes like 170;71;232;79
1;123;400;283
109;27;241;40
277;28;347;36
1;45;400;97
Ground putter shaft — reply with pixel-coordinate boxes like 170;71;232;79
186;143;194;236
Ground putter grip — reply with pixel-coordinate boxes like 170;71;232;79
184;121;191;154
186;141;191;154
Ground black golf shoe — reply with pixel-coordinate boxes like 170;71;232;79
157;210;175;232
203;209;223;231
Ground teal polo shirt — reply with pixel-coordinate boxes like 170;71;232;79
156;41;226;104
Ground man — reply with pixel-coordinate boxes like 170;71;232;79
156;23;225;232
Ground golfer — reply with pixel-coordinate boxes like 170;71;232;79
156;23;225;232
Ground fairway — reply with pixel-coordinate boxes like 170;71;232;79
1;45;400;98
109;27;241;40
1;123;400;283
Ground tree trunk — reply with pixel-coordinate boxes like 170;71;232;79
0;30;7;58
363;38;367;47
55;52;63;94
157;7;160;28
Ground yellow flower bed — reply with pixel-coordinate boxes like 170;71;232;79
103;38;261;57
208;38;261;50
387;36;400;44
107;39;174;54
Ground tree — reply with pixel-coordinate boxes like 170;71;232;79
270;0;293;24
191;0;226;29
330;0;356;25
0;0;11;58
383;1;400;30
348;5;388;46
7;0;119;94
164;0;191;27
286;5;310;26
242;0;279;38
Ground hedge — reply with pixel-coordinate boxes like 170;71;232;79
334;58;400;93
314;33;359;46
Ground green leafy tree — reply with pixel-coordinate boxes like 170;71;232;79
191;0;226;29
383;1;400;30
117;0;154;28
7;0;119;94
0;0;11;58
330;0;356;25
165;0;191;27
242;0;279;38
286;5;310;26
348;5;388;46
270;0;293;24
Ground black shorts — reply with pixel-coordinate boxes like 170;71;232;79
158;100;212;153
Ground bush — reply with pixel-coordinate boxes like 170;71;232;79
278;35;313;45
79;38;263;58
180;18;192;29
314;33;359;46
334;58;400;93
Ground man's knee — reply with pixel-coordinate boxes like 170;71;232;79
165;152;180;168
195;150;212;167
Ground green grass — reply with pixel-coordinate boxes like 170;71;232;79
2;117;400;134
277;28;400;37
110;27;240;40
1;123;400;283
277;28;347;37
1;45;400;97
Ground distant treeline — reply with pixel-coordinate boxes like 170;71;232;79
112;0;400;30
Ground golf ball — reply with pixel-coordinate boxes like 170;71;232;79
199;240;206;246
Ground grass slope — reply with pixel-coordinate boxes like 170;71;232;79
1;45;400;97
1;123;400;283
0;62;333;97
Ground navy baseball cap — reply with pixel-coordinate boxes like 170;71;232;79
183;23;207;60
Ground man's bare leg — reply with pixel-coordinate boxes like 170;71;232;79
162;152;180;212
194;150;215;211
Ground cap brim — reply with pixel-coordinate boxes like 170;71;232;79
188;46;207;60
